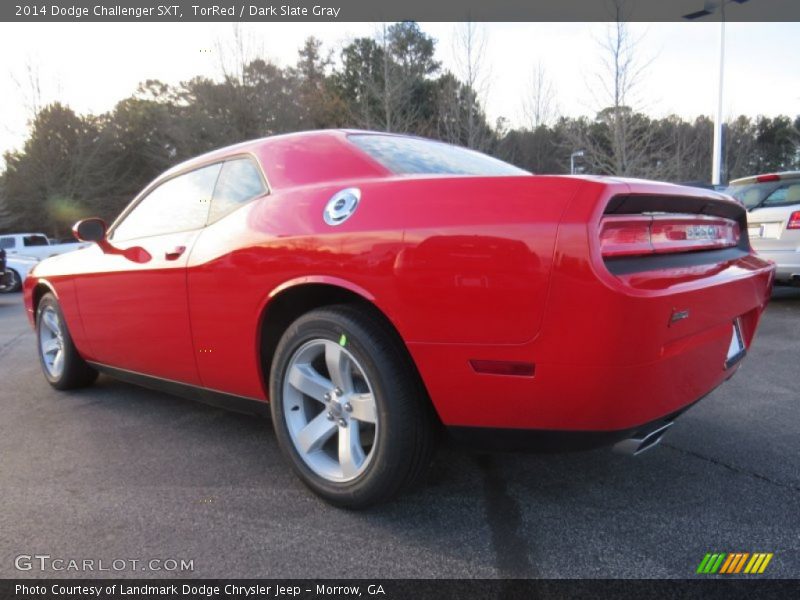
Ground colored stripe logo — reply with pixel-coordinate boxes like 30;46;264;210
696;552;773;574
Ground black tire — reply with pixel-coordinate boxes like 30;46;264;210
36;293;98;390
269;305;436;508
0;269;21;293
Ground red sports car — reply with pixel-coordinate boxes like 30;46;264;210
23;130;774;507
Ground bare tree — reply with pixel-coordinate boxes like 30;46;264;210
215;24;264;85
368;22;439;134
9;58;46;120
379;24;395;131
343;24;419;133
522;62;557;130
209;25;294;140
0;183;16;231
574;2;658;177
4;57;51;171
449;21;491;149
652;114;708;183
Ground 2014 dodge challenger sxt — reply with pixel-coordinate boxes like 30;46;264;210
23;130;775;507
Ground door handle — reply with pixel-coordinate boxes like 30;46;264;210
165;246;186;260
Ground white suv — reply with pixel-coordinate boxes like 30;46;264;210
725;171;800;285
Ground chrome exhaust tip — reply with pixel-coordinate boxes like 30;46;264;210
613;421;673;456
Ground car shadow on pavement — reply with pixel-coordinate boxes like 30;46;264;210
771;285;800;300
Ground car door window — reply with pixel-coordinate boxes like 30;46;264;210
23;235;49;246
112;163;222;241
209;157;267;223
0;237;14;249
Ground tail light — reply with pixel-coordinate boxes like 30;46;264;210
600;215;740;258
787;211;800;230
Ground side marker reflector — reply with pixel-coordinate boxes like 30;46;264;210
469;360;535;377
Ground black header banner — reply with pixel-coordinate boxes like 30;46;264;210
3;0;800;22
4;579;800;600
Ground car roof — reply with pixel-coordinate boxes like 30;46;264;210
158;129;410;180
728;171;800;186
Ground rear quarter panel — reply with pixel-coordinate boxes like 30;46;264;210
407;178;774;431
389;176;582;344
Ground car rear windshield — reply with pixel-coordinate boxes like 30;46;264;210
349;134;528;176
725;180;800;210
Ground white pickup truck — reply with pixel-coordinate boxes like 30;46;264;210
0;232;89;260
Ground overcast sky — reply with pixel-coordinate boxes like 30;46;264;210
0;21;798;163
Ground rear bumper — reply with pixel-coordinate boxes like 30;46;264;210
753;248;800;282
410;328;747;433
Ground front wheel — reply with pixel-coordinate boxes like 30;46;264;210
0;269;21;293
269;306;436;508
36;293;98;390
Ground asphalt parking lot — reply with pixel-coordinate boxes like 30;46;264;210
0;289;798;579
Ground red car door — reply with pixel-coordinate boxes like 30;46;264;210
74;163;222;385
185;156;270;398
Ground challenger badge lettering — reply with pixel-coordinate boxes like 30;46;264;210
670;309;690;325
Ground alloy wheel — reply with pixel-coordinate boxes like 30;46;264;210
39;306;65;379
281;339;379;482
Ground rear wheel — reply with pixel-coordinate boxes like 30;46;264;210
269;305;436;508
36;293;98;390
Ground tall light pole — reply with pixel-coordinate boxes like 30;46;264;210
683;0;751;187
713;9;726;187
570;150;584;175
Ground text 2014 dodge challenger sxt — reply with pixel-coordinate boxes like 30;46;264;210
23;130;774;507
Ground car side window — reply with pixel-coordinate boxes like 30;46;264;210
209;157;267;223
0;237;14;249
23;235;49;247
112;163;222;241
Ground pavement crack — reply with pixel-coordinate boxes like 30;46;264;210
0;332;26;358
663;442;800;493
473;454;535;578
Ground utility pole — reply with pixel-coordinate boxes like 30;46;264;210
712;4;726;186
570;150;584;175
683;0;752;187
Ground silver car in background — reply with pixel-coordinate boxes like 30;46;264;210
725;171;800;285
